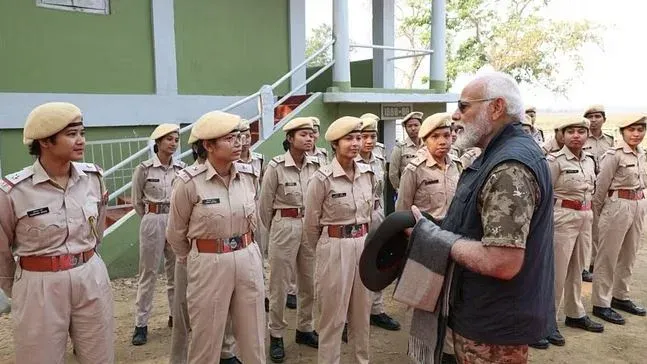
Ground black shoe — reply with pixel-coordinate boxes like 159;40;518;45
270;336;285;363
441;353;457;364
593;306;625;325
220;357;242;364
295;330;318;348
529;338;549;349
265;297;269;313
547;329;565;346
168;316;173;328
589;265;594;273
370;313;401;331
342;323;348;343
565;316;604;333
286;294;297;309
611;298;647;316
131;326;148;346
582;270;593;283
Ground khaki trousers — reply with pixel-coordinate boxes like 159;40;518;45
316;231;371;364
268;214;315;337
135;213;175;327
169;261;237;364
370;207;386;315
553;206;592;319
592;197;646;307
12;254;114;364
187;242;265;364
588;209;600;269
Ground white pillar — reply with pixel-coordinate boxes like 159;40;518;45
289;0;307;94
372;0;395;89
429;0;446;92
151;0;178;96
259;85;275;140
332;0;351;91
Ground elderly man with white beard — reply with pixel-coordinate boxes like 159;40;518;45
407;72;555;363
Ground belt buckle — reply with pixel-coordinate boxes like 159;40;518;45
70;255;79;267
227;237;239;250
349;225;359;238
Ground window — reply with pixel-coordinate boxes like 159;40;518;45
36;0;110;15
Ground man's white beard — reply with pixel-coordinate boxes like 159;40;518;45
454;109;491;151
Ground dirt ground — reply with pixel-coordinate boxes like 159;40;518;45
1;248;646;364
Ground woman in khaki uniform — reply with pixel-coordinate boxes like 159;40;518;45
308;117;329;166
304;116;375;364
0;102;114;363
131;124;186;345
592;115;647;325
395;112;461;219
260;117;320;362
166;111;265;364
546;117;603;345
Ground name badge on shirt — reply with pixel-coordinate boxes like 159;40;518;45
27;207;50;217
626;164;636;167
285;182;297;187
147;178;160;182
424;179;440;185
201;198;220;205
404;154;416;158
565;170;579;174
332;193;346;198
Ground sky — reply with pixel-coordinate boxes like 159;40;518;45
305;0;647;112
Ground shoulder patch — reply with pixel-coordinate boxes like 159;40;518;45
1;167;35;192
235;162;255;175
141;159;153;168
178;164;207;182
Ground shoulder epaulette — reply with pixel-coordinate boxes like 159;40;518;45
546;154;556;162
410;155;426;167
314;165;333;180
235;162;255;175
0;167;34;193
306;155;320;165
357;162;373;174
140;159;153;168
604;132;614;141
450;154;462;164
549;149;565;159
269;155;285;167
177;164;207;182
77;162;104;175
318;147;328;156
174;160;187;169
252;151;264;160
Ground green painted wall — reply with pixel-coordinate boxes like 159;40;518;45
175;0;290;95
307;59;374;93
0;0;155;94
100;215;141;279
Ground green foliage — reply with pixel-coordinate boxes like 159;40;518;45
306;23;333;67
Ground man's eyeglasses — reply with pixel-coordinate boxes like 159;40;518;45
457;98;496;113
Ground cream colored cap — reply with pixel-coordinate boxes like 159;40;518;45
310;117;321;127
361;118;378;132
618;115;647;129
418;112;451;139
325;116;363;142
283;117;314;132
583;104;605;117
150;123;180;140
556;117;590;131
239;119;251;131
521;114;533;127
192;111;242;140
525;105;537;113
23;102;83;145
402;111;424;125
360;113;380;122
187;129;198;145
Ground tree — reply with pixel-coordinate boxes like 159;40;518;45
397;0;604;93
306;23;333;67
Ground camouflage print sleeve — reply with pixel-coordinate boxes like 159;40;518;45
477;162;539;249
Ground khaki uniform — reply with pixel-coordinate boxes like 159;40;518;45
304;158;375;364
532;128;544;145
592;141;647;308
166;160;265;364
239;152;266;253
541;137;562;156
169;161;238;364
547;147;596;319
308;146;329;166
584;132;614;266
259;152;319;338
388;137;421;190
395;151;462;220
449;146;481;169
0;161;114;364
132;155;185;328
355;151;387;315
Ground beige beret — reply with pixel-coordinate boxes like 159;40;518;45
419;112;451;139
618;115;647;129
187;129;198;145
360;118;378;132
283;117;314;132
525;105;536;113
239;119;251;131
583;104;605;117
192;111;242;140
23;102;83;145
325;116;363;142
555;117;590;131
521;114;533;127
310;117;321;127
402;111;424;125
360;113;380;122
150;123;180;140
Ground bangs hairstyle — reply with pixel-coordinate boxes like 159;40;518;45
28;122;84;156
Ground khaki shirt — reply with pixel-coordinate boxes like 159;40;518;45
258;152;320;229
395;151;461;219
0;161;107;295
304;158;375;247
389;136;421;189
547;146;596;202
532;128;544;144
166;160;258;258
584;133;614;162
131;155;186;216
239;151;264;182
355;152;386;209
449;146;481;169
308;147;329;166
541;137;562;156
593;140;647;214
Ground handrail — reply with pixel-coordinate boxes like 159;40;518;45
274;60;335;107
349;43;434;54
178;91;262;136
271;38;335;90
